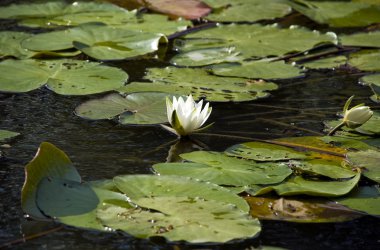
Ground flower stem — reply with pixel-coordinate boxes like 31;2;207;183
327;122;345;136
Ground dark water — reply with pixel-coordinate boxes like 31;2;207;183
1;1;380;249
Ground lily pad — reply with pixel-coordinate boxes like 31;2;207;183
346;150;380;183
21;24;167;60
289;0;380;27
340;31;380;47
360;74;380;103
251;174;361;197
289;159;356;179
204;0;292;22
153;151;293;186
119;67;278;102
211;60;304;80
97;196;260;243
349;50;380;71
225;141;307;161
0;31;36;59
246;196;363;222
335;186;380;216
170;47;243;66
175;24;337;59
0;130;20;141
300;55;347;69
321;136;375;151
113;174;249;212
22;142;81;219
0;59;128;95
75;92;172;125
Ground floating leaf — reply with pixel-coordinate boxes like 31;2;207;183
346;150;380;183
120;67;278;102
97;196;260;243
289;159;356;179
335;186;380;216
211;60;304;80
75;92;171;125
21;24;167;60
349;50;380;71
170;47;243;66
114;174;249;212
289;0;380;27
0;59;128;95
340;31;380;47
205;0;291;22
22;142;81;219
225;141;307;161
251;174;361;197
246;196;363;222
360;74;380;103
321;136;375;151
153;151;293;186
0;130;20;141
0;31;36;59
176;24;337;59
300;55;347;69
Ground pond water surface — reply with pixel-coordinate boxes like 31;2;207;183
1;1;380;249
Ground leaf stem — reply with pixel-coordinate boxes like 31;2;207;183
327;122;345;136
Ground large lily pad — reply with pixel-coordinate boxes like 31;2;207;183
246;196;363;222
300;55;347;69
175;24;337;59
346;150;380;183
225;141;307;161
97;196;260;243
0;130;20;141
251;174;361;197
21;24;167;60
0;59;128;95
289;0;380;27
75;92;172;125
0;31;36;59
22;142;81;219
211;60;304;80
335;186;380;216
153;151;293;186
340;31;380;47
119;67;278;102
349;50;380;72
204;0;291;22
113;174;249;212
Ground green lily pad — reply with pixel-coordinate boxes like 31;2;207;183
335;186;380;216
289;159;356;179
225;141;307;161
346;149;380;183
119;67;278;102
75;92;172;125
153;151;293;186
113;174;249;212
349;50;380;71
0;31;36;59
300;55;347;69
21;24;167;60
289;0;380;27
321;136;375;151
360;74;380;103
246;196;363;222
204;0;291;22
22;142;81;219
0;130;20;141
251;174;361;197
97;196;261;243
340;31;380;47
0;59;128;95
175;24;337;59
170;47;243;66
211;60;304;79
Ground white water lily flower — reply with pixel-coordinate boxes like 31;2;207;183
163;95;212;136
328;96;373;135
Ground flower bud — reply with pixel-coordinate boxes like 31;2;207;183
343;105;373;128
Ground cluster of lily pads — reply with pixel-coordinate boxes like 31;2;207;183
0;0;379;245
